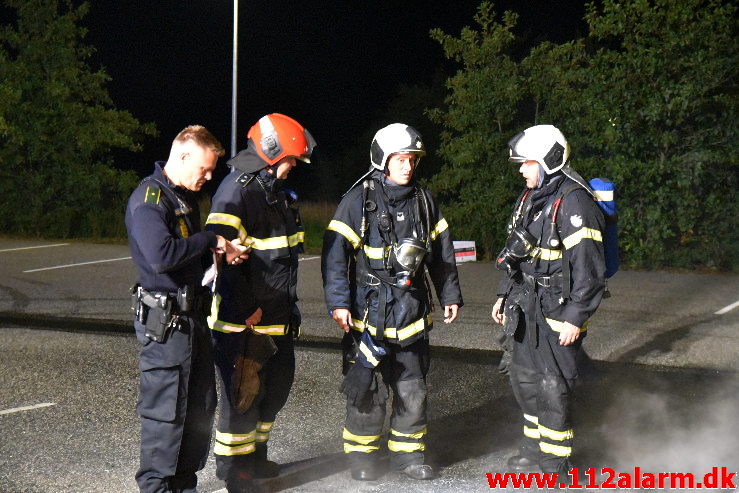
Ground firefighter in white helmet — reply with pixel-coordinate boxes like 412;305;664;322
492;124;606;480
322;123;463;481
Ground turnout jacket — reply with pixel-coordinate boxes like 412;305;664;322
126;162;217;293
322;171;463;347
497;174;606;334
205;148;303;336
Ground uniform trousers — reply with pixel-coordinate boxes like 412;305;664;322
343;337;431;470
212;331;295;481
509;310;581;473
134;315;216;493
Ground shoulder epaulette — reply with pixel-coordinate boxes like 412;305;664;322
144;185;161;205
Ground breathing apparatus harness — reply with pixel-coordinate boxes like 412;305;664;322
355;177;433;340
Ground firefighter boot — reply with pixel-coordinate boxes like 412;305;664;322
253;443;279;478
401;464;435;480
225;472;263;493
507;454;540;471
350;456;380;481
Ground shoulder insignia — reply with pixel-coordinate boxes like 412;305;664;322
144;186;161;205
570;214;583;228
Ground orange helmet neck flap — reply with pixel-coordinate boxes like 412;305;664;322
246;113;316;166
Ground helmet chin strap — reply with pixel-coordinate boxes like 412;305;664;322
536;163;546;188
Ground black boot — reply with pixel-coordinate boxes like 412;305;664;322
401;464;436;480
225;472;262;493
507;454;540;471
253;443;280;478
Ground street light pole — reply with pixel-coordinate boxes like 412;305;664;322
230;0;238;158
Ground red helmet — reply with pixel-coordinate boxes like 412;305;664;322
247;113;316;165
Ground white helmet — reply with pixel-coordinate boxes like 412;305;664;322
370;123;426;171
508;124;570;174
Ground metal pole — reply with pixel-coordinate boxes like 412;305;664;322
230;0;238;157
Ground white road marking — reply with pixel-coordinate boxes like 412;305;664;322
0;243;69;253
715;300;739;315
0;402;57;416
299;256;320;262
23;257;132;273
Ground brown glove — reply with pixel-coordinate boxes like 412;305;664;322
230;328;278;414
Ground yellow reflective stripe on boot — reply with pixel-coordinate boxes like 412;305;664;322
539;425;574;441
540;441;572;457
343;428;381;453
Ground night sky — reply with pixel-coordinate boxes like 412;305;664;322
4;1;587;196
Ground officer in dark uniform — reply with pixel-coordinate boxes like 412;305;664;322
322;123;463;482
126;125;249;493
204;114;315;493
491;125;606;478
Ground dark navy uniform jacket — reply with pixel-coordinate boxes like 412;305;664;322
497;174;606;334
322;171;463;347
205;147;303;336
125;162;217;293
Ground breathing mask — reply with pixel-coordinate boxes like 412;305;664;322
496;226;537;274
389;237;428;290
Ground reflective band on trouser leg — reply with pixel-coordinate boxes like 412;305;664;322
214;429;256;456
523;413;540;440
342;428;381;454
539;423;573;458
388;427;427;453
256;421;273;443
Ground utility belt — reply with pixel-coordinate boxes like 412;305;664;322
521;271;563;290
130;284;212;343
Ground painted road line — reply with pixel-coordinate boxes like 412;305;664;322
715;300;739;315
0;243;69;253
23;256;132;273
0;402;57;416
299;256;320;262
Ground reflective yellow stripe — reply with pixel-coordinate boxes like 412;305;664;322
363;244;388;259
247;231;303;251
390;427;427;439
350;314;431;341
216;430;256;444
594;190;614;202
208;294;247;333
524;413;539;425
252;324;286;336
327;220;360;249
257;421;274;432
214;442;256;456
255;433;269;442
206;213;248;243
344;443;379;453
342;428;381;445
524;426;541;439
563;227;602;250
539;425;574;441
532;248;562;260
388;440;426;452
430;218;449;241
358;340;381;367
540;442;572;457
545;318;589;333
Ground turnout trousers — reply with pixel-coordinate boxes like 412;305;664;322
343;338;431;471
509;311;581;473
134;314;217;493
212;331;295;481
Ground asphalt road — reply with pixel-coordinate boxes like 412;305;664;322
1;239;738;492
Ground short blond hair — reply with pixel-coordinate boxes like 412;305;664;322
173;125;225;157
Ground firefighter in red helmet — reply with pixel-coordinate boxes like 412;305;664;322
205;114;315;493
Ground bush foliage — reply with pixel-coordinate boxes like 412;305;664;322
0;0;155;238
428;0;738;270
